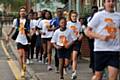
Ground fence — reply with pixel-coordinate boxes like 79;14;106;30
0;16;13;38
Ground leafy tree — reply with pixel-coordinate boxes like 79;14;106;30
0;0;24;11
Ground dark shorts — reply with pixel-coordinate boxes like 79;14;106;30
73;40;82;53
41;38;52;43
57;47;72;59
94;51;119;71
17;43;28;51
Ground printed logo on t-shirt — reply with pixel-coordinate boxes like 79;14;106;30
45;21;51;29
59;35;68;46
19;23;25;34
70;26;79;37
104;18;117;39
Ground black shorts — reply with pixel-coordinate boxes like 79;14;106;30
94;51;119;71
73;40;82;53
17;43;28;51
41;38;52;43
57;47;72;59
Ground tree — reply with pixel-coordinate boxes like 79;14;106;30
0;0;24;12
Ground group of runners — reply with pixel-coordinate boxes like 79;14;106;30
6;0;120;80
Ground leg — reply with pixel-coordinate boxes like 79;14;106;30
18;48;26;77
72;51;78;72
55;49;59;68
40;46;43;61
42;40;47;63
22;48;27;72
36;47;40;59
92;71;102;80
30;44;34;59
26;45;30;60
88;39;95;73
22;49;26;65
47;40;52;70
108;66;118;80
18;49;23;70
55;49;59;72
47;40;52;65
71;51;78;79
59;58;64;79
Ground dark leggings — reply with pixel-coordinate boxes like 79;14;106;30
88;38;95;73
55;49;59;68
59;58;65;78
36;46;43;60
30;34;36;59
26;45;30;59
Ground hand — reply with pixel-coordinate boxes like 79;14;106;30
65;43;70;49
108;34;116;39
56;45;62;50
48;28;53;31
99;35;110;41
78;36;83;41
6;35;10;43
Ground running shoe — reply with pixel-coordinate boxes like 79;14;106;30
47;65;52;71
71;71;77;80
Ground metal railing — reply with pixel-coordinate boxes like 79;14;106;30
0;16;13;38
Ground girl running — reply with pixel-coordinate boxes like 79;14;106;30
67;11;83;79
51;17;77;80
7;7;30;77
26;12;33;64
38;10;53;70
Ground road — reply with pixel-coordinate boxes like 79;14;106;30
0;40;32;80
0;40;16;80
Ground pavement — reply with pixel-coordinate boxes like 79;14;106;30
2;24;93;80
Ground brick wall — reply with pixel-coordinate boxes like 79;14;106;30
81;36;90;57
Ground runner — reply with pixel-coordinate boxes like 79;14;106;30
51;17;77;80
29;12;37;64
32;12;40;61
38;10;53;70
67;11;83;79
6;7;30;77
50;8;63;73
36;10;44;63
27;12;34;64
85;0;120;80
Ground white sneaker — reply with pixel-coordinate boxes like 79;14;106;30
71;71;77;80
30;60;33;64
38;60;42;63
26;59;30;64
55;67;59;73
64;68;67;75
47;65;52;71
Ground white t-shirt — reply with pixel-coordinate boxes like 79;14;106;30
12;18;28;45
51;28;77;46
88;10;120;51
38;19;54;38
66;21;82;37
30;19;38;29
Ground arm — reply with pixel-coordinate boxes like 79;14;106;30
7;27;15;36
84;27;110;41
65;30;77;49
78;33;83;41
53;43;62;50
